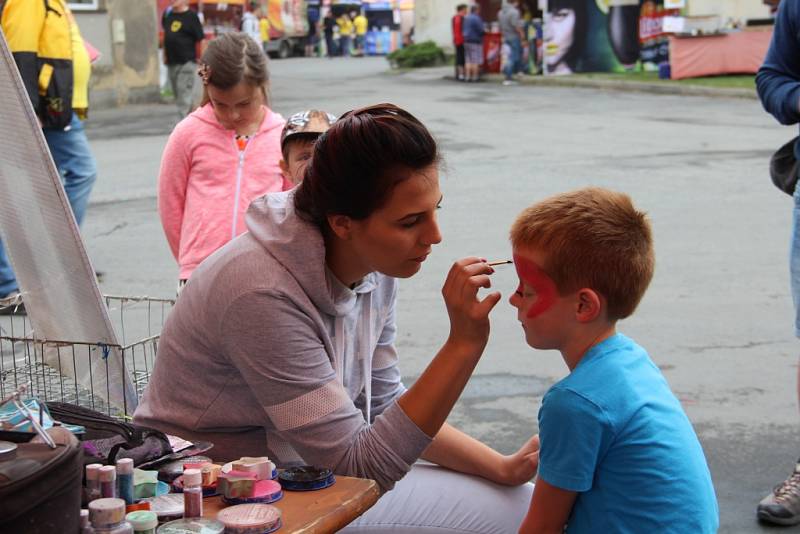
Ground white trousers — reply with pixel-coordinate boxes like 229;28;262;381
341;463;534;533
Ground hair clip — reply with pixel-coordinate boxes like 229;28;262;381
197;63;211;85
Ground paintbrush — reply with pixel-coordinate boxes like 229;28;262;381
486;260;513;266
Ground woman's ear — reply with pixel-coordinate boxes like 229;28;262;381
327;214;352;240
575;288;603;323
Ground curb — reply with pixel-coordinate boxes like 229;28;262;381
444;72;758;99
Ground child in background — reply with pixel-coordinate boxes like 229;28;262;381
279;110;337;186
259;8;271;56
158;33;287;287
509;188;719;533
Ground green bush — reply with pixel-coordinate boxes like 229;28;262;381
387;41;446;69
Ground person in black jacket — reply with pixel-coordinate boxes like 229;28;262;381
163;0;205;118
323;10;337;58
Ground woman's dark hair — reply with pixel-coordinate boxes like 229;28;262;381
550;0;588;71
199;32;270;106
294;103;439;226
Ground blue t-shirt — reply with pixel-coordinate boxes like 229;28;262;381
537;334;719;533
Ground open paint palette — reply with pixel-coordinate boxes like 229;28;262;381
278;466;335;491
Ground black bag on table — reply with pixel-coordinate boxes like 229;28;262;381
770;136;800;196
0;438;83;534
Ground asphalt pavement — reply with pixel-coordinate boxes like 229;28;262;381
82;57;799;533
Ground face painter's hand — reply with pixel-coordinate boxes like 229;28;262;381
496;433;540;486
441;257;501;353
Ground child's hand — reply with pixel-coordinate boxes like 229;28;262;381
498;434;540;485
441;257;501;353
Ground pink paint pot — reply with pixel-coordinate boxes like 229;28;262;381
222;479;283;505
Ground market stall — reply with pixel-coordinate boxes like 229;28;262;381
668;27;772;79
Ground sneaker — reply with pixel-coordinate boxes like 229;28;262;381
758;461;800;525
0;290;25;316
502;79;518;86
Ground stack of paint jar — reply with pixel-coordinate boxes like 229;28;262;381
81;453;334;533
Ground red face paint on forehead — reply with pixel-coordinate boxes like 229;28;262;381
513;253;558;318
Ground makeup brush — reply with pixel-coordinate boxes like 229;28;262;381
486;260;513;266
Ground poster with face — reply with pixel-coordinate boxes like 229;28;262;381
545;0;622;74
543;0;680;74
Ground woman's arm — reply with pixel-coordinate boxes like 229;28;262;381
397;257;500;436
422;423;539;486
157;130;191;261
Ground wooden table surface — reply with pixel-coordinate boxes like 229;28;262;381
202;476;381;533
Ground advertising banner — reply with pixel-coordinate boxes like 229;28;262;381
639;0;681;67
544;0;681;74
545;0;625;74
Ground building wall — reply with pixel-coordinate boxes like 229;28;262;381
74;0;160;109
685;0;770;20
414;0;461;50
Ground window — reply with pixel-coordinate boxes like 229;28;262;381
68;0;101;11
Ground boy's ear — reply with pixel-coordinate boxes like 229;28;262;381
279;158;289;175
327;214;353;240
575;288;603;323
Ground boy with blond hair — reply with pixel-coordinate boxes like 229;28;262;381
509;188;718;533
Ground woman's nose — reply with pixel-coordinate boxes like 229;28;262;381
423;219;443;246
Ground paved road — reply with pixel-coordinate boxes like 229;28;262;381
83;57;799;532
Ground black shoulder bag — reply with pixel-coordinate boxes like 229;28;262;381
770;136;800;195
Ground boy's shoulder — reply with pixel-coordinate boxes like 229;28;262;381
548;334;673;423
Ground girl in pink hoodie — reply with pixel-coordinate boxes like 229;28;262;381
158;32;289;283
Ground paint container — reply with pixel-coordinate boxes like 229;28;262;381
134;469;162;500
171;474;218;497
217;471;257;500
126;502;151;514
278;466;335;491
222;479;282;506
156;518;225;534
117;458;135;505
159;456;213;483
89;498;134;534
126;510;158;534
201;464;222;487
183;468;203;519
86;463;103;502
100;465;118;499
231;457;276;481
216;504;282;534
141;494;185;524
81;508;94;534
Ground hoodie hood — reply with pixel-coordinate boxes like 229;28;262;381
190;103;285;135
245;189;378;318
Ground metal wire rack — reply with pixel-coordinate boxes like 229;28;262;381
0;295;175;419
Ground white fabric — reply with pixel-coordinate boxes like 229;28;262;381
342;463;534;534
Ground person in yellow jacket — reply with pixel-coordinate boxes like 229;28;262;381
259;8;271;56
353;10;368;57
337;12;353;57
0;0;98;312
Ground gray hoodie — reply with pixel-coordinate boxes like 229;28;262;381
134;190;432;491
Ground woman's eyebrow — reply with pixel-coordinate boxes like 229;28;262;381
397;196;443;220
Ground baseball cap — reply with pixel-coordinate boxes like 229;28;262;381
280;110;337;149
